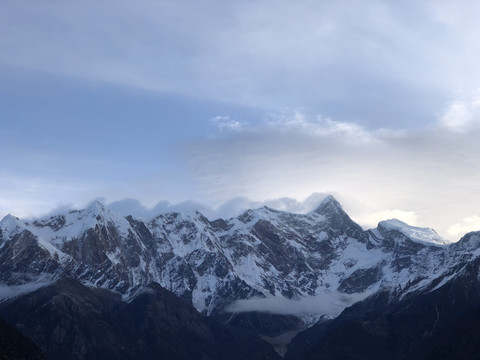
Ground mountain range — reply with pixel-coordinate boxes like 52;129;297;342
1;195;480;359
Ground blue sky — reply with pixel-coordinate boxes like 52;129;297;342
2;0;480;239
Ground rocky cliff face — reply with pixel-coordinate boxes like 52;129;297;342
287;254;480;360
3;195;480;359
0;195;472;318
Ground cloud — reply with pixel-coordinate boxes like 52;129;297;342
447;215;480;237
263;112;379;143
440;91;480;132
107;198;213;219
186;111;397;202
210;116;246;132
106;193;329;220
106;199;153;219
0;276;53;300
2;1;480;125
211;110;385;142
353;210;419;230
225;291;372;317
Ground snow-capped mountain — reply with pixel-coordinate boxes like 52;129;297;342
0;195;476;318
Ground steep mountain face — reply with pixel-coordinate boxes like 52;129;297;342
287;254;480;359
0;195;466;318
0;196;381;316
3;195;480;358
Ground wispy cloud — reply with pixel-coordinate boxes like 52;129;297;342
210;116;246;132
106;193;329;221
447;215;480;238
210;110;387;142
225;291;372;317
0;275;53;299
440;90;480;132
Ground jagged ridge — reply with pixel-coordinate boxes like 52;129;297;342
0;196;476;317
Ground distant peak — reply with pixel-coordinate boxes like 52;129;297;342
378;218;409;229
0;214;23;227
84;200;107;215
378;219;448;245
194;210;210;222
1;213;19;222
0;213;25;237
321;194;338;204
312;195;343;215
260;205;279;213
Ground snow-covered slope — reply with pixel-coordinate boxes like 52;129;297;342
376;219;449;245
0;196;474;317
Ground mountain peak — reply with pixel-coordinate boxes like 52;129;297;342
84;200;107;216
377;219;448;245
312;195;343;215
260;205;280;213
1;213;19;223
0;214;25;238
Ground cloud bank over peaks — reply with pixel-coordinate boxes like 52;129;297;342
105;193;330;221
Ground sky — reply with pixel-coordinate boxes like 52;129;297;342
2;0;480;240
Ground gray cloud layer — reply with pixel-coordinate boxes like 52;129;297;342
2;1;480;124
